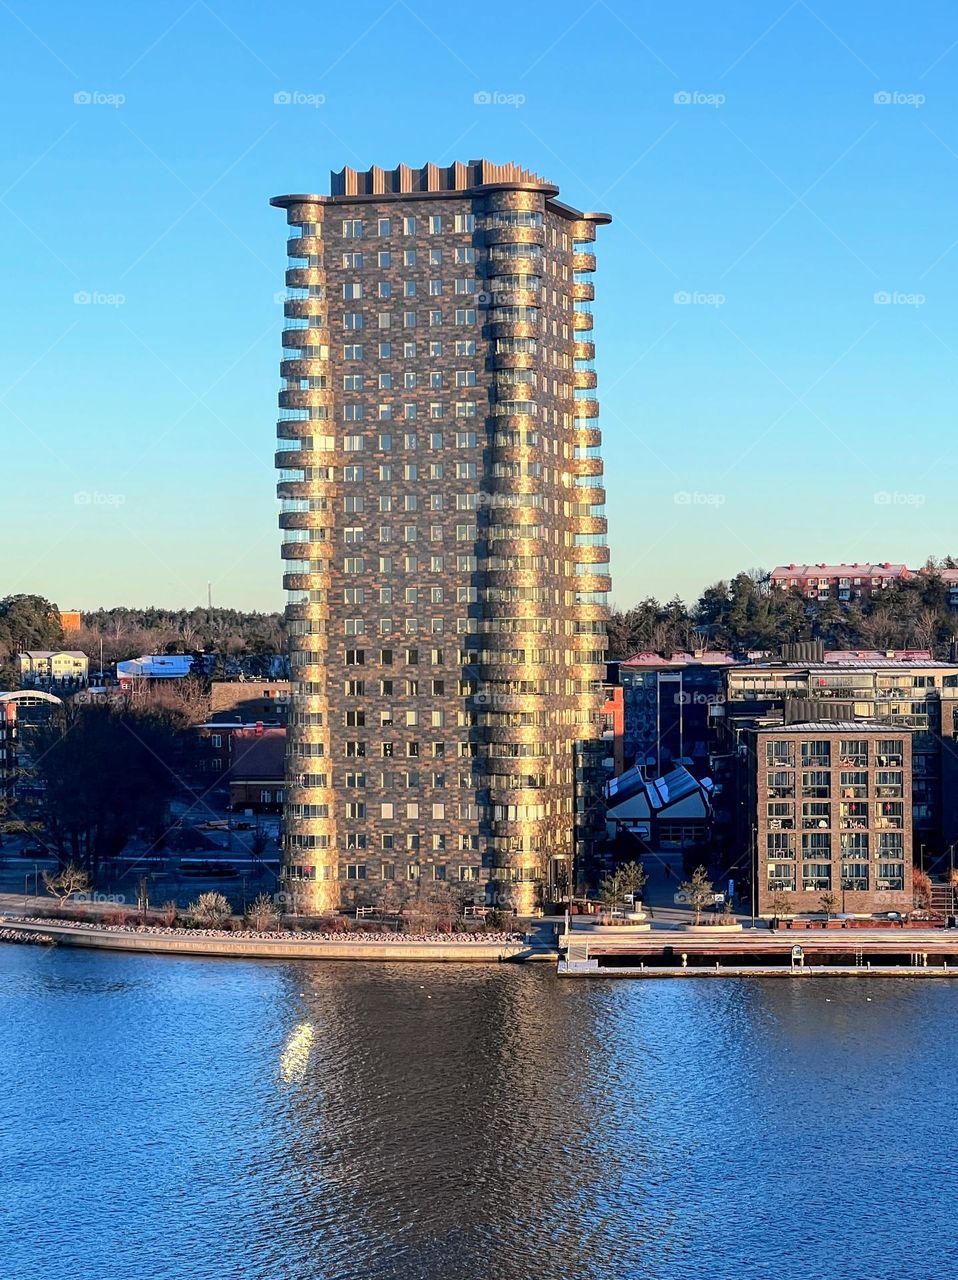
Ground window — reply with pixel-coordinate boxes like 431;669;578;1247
802;862;832;891
342;219;363;238
345;864;367;880
402;217;417;236
377;217;391;236
765;741;794;767
428;214;442;234
344;344;363;360
801;740;831;768
343;312;363;330
378;250;391;268
343;282;363;299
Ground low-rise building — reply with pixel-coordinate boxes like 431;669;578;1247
210;680;289;725
16;650;89;686
745;722;913;917
116;654;194;687
722;655;958;853
605;763;715;851
618;651;735;776
769;563;913;600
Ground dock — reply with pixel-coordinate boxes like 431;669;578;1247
558;925;958;978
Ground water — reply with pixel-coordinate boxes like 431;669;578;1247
0;948;950;1280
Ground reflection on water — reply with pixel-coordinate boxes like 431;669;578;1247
0;949;950;1280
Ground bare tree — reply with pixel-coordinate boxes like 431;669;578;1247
41;863;90;906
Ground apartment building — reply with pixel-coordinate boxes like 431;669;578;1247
769;563;912;600
747;723;913;916
271;160;612;913
16;650;88;686
617;650;735;776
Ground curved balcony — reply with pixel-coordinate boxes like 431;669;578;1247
573;456;604;478
488;412;539;433
485;287;539;310
574;572;612;593
279;510;335;532
570;221;597;242
571;282;595;302
286;203;324;224
287;235;323;258
572;312;593;332
573;370;597;390
572;251;597;273
278;388;333;412
574;341;595;361
486;320;537;340
277;479;318;501
286;267;324;289
572;483;606;505
570;514;608;536
281;357;330;380
486;254;542;279
575;601;610;624
574;398;600;420
483;224;545;247
283;571;333;593
492;350;536;371
282;326;329;349
573;425;602;446
572;543;610;566
284;297;326;320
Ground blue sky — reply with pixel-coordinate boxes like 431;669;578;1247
3;0;958;612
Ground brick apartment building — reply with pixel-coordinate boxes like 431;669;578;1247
210;680;290;725
272;160;612;913
769;563;912;600
722;655;958;855
747;722;913;917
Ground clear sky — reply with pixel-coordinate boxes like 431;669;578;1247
3;0;958;613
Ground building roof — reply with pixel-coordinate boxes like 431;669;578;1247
116;654;194;680
734;659;958;673
621;650;736;668
18;650;87;660
751;721;912;734
770;563;911;578
823;649;934;662
606;764;713;823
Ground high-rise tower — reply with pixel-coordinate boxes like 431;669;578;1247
272;160;611;915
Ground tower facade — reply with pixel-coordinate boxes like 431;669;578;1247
272;160;611;915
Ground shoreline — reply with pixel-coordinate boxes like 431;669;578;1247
1;917;552;963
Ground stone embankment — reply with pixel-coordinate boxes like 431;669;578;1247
1;917;537;963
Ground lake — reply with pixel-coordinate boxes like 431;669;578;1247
0;947;949;1279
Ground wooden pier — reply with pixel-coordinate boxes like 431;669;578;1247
558;926;958;978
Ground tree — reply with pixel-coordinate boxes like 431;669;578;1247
768;890;794;921
245;892;280;932
189;891;232;927
680;865;715;925
30;702;185;880
0;594;63;659
41;862;90;906
913;867;932;912
819;891;839;919
618;860;647;903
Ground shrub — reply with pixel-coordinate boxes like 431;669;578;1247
188;891;232;928
245;893;280;932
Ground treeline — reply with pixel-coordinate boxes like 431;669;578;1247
0;596;285;668
608;562;958;660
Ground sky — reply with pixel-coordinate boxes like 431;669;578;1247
3;0;958;613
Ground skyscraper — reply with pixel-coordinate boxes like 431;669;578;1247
272;160;611;915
